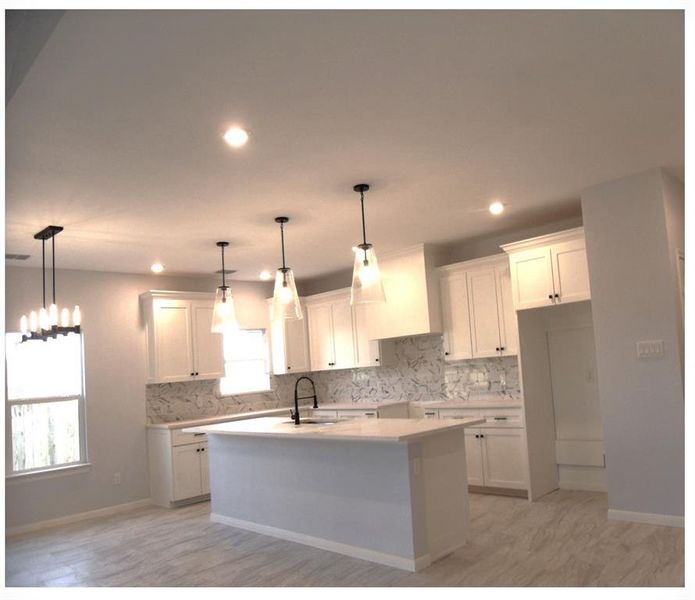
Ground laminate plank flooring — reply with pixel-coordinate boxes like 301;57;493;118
5;490;684;587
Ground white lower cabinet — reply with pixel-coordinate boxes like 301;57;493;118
148;428;211;507
429;407;527;491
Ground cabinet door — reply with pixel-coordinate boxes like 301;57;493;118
199;443;210;495
480;429;527;490
550;238;591;304
495;262;519;356
285;312;311;373
464;431;485;486
352;303;380;367
307;303;335;371
172;444;202;501
439;274;473;360
191;301;225;380
467;269;503;358
154;300;194;381
331;299;356;370
508;247;555;310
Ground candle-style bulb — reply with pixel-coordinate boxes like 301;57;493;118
49;303;58;327
20;315;28;335
29;311;38;332
61;308;70;327
39;308;49;331
72;305;81;327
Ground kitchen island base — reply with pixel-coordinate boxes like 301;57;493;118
205;426;470;571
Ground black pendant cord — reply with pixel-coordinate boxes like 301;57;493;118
360;190;368;247
280;221;287;270
52;235;56;305
41;239;46;309
221;245;226;289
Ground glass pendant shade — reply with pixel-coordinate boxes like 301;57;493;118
351;244;386;304
49;303;58;326
20;315;28;334
39;308;50;330
29;311;38;332
72;305;81;327
211;287;239;333
272;268;302;321
61;308;70;327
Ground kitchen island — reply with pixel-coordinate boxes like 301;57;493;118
185;416;483;571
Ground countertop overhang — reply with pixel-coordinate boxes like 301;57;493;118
184;416;484;443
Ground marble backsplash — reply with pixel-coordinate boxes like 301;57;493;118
146;334;521;423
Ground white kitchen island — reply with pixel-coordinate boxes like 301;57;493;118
185;416;483;571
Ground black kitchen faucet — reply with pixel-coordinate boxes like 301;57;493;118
290;376;318;425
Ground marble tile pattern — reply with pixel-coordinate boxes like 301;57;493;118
146;334;522;423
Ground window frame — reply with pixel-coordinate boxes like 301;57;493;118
4;332;89;477
219;328;272;396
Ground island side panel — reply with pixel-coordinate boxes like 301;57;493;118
411;429;470;562
207;434;421;568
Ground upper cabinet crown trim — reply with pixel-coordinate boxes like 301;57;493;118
302;288;351;304
437;254;508;274
140;290;216;302
500;227;585;254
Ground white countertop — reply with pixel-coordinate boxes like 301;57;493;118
314;400;410;411
184;416;484;443
424;401;523;410
146;406;312;430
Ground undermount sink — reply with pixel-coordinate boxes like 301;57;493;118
284;418;338;426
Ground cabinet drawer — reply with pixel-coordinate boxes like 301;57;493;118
312;409;339;418
336;410;378;419
423;409;439;419
438;408;482;420
481;408;524;428
172;429;208;446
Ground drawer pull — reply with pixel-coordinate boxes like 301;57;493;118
193;432;206;436
493;417;508;421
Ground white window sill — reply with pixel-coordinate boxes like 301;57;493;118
6;462;91;483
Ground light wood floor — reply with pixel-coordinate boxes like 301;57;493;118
5;490;683;587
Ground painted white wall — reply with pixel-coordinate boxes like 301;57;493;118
4;266;272;528
581;168;684;519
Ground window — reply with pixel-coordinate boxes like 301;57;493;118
5;332;87;475
219;329;271;395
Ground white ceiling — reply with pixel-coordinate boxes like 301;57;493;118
5;10;683;282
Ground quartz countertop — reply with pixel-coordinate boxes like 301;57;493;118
419;401;523;410
146;406;312;430
314;400;410;411
184;416;484;443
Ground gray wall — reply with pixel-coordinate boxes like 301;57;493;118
581;168;684;518
4;265;271;528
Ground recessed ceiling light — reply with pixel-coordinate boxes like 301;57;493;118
223;126;249;148
259;270;272;281
489;201;505;215
151;262;165;274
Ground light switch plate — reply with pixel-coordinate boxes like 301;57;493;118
636;340;664;359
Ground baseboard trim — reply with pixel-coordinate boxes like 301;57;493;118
559;480;607;492
210;512;427;572
6;498;153;538
607;508;684;528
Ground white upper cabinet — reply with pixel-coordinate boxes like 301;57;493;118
439;273;473;360
306;291;356;372
190;301;226;379
141;291;225;384
305;289;396;372
467;268;503;358
501;227;591;310
269;300;311;375
438;255;518;360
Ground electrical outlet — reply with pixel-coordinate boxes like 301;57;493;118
636;340;664;360
113;472;121;485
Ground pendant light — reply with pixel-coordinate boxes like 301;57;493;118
211;241;239;333
350;184;386;304
19;225;81;342
271;217;302;321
